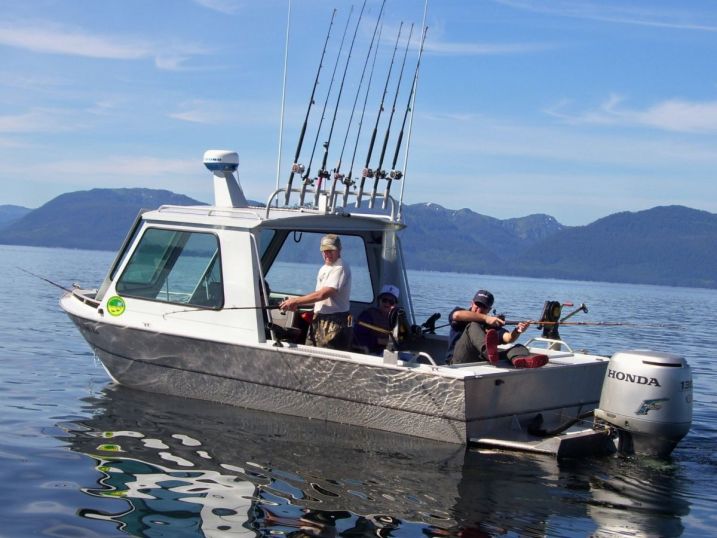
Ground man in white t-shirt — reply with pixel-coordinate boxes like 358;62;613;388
279;234;352;349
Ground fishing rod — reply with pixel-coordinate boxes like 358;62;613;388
344;22;383;207
299;8;352;206
163;304;286;318
318;2;366;209
17;267;100;307
329;0;384;210
502;320;676;328
368;23;414;209
17;267;73;293
397;0;428;222
383;25;428;209
560;302;588;322
334;1;385;188
284;9;336;206
355;22;404;208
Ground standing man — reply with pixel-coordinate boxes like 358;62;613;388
280;234;352;349
447;289;546;368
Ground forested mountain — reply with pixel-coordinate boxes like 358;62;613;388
508;206;717;288
0;204;31;227
2;189;716;289
401;203;564;273
0;189;202;251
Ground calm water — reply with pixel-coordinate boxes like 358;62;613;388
1;244;715;537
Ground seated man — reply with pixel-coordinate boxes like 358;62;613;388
354;284;401;355
447;289;548;368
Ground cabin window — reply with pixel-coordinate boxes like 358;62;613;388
116;228;224;308
264;231;373;303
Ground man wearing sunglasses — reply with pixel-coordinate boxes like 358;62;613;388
354;284;401;355
447;289;545;368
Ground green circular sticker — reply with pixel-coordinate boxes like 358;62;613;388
107;296;126;316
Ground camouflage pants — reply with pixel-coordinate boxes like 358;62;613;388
307;312;352;350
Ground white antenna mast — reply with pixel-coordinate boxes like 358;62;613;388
275;0;292;196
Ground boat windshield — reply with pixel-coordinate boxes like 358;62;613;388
116;228;224;308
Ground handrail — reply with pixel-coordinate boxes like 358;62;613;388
265;187;399;222
416;351;437;366
524;337;574;353
155;205;263;221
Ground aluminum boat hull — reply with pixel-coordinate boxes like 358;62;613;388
68;312;609;445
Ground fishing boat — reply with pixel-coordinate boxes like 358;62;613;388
60;6;692;458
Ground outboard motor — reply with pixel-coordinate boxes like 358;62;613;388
594;350;692;458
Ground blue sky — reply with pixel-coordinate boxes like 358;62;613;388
1;0;715;225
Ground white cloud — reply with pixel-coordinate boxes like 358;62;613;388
0;155;212;206
0;109;85;134
492;0;717;32
169;99;279;126
50;156;197;178
86;99;123;116
637;99;717;133
395;107;717;223
424;39;554;56
193;0;244;15
0;136;28;149
546;95;717;133
410;168;717;225
0;71;69;90
407;110;717;182
0;22;209;71
3;155;202;192
378;21;553;57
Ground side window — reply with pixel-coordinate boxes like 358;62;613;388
265;232;373;303
116;228;223;308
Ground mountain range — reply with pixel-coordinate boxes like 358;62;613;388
1;188;715;289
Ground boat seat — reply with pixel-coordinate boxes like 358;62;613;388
190;281;223;307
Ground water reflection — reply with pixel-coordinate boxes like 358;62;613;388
59;386;690;537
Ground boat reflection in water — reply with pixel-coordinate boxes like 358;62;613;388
60;386;690;537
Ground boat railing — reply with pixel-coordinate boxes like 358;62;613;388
524;336;574;353
402;351;438;367
265;187;399;222
156;205;264;221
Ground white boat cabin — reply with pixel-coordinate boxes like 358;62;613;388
89;150;433;359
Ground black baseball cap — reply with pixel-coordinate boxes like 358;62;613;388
473;290;494;308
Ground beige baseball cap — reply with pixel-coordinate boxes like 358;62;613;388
320;234;341;251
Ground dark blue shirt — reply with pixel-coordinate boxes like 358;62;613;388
446;307;508;362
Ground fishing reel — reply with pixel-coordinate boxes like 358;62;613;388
291;163;305;174
386;307;411;351
388;306;406;332
376;169;388;179
317;168;330;179
421;312;440;334
538;301;562;340
389;169;403;180
362;167;374;178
